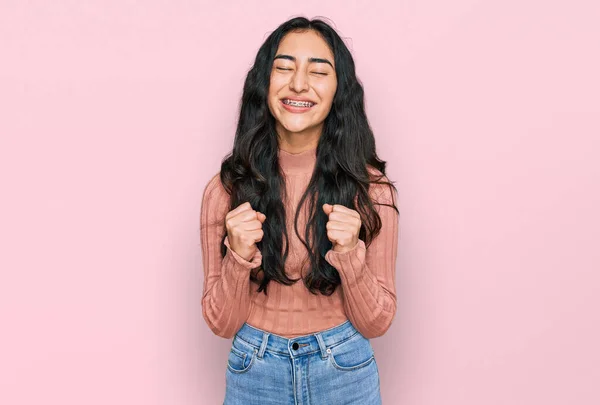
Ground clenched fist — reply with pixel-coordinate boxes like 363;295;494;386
225;202;266;261
322;203;362;253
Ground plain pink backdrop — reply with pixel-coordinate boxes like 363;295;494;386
1;1;599;404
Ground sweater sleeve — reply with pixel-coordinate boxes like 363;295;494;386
324;181;399;339
200;173;262;339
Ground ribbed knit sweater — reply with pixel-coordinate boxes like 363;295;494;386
200;146;399;339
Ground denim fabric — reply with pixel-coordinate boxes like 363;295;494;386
223;320;382;405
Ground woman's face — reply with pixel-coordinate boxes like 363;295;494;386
268;29;338;139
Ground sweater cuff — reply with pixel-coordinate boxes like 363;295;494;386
224;236;262;270
324;239;367;287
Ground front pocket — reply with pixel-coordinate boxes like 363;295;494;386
227;342;257;374
327;333;376;371
329;350;375;371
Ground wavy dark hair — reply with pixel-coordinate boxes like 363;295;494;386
218;16;398;296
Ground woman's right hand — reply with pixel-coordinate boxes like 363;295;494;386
225;202;266;261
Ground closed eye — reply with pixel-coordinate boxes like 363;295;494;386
276;67;327;75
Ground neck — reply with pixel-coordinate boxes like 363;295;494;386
275;122;322;154
277;144;317;175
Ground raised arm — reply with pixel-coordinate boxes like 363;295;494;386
200;174;262;339
325;181;399;338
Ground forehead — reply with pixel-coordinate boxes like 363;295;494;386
275;30;334;61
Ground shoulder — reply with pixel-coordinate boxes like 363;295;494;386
366;165;384;180
200;172;232;230
366;165;396;205
201;172;231;206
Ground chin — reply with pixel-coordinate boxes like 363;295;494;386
279;114;322;132
281;121;315;133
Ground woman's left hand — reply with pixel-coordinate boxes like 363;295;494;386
322;203;362;253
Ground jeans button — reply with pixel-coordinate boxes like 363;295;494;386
292;342;299;350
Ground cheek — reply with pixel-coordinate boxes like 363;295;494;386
267;79;276;99
316;81;337;104
269;74;287;94
267;79;282;109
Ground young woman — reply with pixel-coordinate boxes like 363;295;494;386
200;16;399;405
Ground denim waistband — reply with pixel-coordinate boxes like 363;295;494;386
234;320;361;359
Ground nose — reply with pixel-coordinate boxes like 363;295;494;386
289;69;309;93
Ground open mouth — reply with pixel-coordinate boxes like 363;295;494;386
281;99;316;108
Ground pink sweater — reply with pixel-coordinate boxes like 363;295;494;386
200;146;399;339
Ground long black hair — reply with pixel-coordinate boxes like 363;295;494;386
219;16;398;295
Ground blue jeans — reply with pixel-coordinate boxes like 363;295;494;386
224;320;382;405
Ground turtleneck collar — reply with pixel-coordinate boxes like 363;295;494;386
278;146;317;175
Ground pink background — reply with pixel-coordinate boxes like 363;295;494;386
1;1;599;404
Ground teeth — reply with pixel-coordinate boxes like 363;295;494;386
283;99;314;107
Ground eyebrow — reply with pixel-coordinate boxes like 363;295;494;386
274;54;334;68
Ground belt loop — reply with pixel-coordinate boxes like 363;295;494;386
314;332;328;359
258;332;270;359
